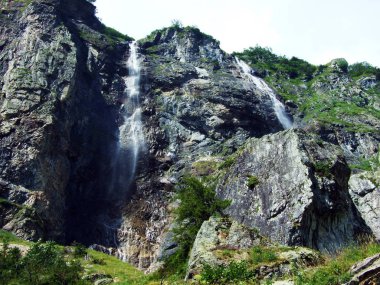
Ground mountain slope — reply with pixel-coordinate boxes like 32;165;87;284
0;0;379;279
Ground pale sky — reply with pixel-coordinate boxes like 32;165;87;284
95;0;380;67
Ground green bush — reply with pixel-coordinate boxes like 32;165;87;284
200;261;255;284
234;45;316;80
250;246;278;264
247;175;259;189
163;176;230;275
334;58;348;73
313;161;332;178
20;241;85;285
0;239;22;285
0;239;88;285
72;242;87;258
349;62;379;78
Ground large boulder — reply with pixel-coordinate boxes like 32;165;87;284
216;129;372;252
349;173;380;240
345;253;380;285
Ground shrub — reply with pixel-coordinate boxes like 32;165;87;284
72;242;87;258
348;62;378;78
334;58;348;73
201;261;255;284
247;175;259;189
233;45;316;80
91;257;106;265
250;246;278;264
20;241;85;285
0;239;22;284
163;176;230;275
313;161;332;178
0;239;88;285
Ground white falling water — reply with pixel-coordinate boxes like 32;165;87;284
111;41;144;197
236;58;293;129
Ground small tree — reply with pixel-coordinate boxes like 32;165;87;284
20;241;84;285
171;19;183;29
0;238;22;285
163;176;230;275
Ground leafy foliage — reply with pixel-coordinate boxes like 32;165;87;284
200;261;255;284
233;45;316;80
349;62;380;79
235;44;380;133
250;246;278;264
163;176;230;276
313;161;332;178
72;241;87;258
0;239;88;285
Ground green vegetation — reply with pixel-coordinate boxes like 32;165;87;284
233;45;316;80
333;58;348;73
161;176;230;277
234;45;380;133
79;25;133;49
0;239;87;285
140;24;219;47
101;25;134;43
294;242;380;285
350;153;380;172
313;161;332;178
247;175;260;189
349;62;380;79
199;245;280;284
218;156;236;169
250;246;277;264
191;160;219;176
200;261;255;284
0;230;151;284
198;241;380;285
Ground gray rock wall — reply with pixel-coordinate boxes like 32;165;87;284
216;129;371;252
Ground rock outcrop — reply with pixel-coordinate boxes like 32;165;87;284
186;216;320;281
0;0;127;244
114;25;291;269
0;0;379;274
345;253;380;285
216;129;372;252
349;174;380;240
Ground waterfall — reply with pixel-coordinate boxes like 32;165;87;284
236;58;293;129
110;41;144;199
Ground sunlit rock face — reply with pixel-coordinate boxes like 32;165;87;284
1;0;379;273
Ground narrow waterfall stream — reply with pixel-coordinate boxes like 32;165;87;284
110;41;144;200
236;58;293;129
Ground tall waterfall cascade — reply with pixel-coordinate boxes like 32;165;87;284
110;41;145;198
236;58;293;129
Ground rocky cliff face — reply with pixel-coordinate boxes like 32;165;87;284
0;0;127;244
1;0;379;274
216;129;371;252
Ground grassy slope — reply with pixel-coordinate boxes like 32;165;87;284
234;47;380;133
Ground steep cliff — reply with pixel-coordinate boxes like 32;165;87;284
0;0;128;244
0;0;379;276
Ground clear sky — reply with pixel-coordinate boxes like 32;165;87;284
95;0;380;67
